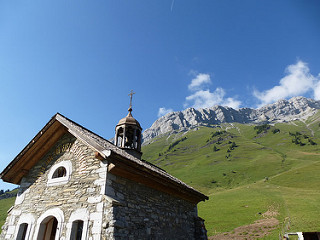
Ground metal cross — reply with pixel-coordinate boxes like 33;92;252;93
128;90;135;109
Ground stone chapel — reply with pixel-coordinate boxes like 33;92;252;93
0;103;208;239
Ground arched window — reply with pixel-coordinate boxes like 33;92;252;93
47;161;72;186
52;167;66;178
16;223;28;240
66;209;88;240
124;126;134;148
115;127;124;147
70;220;84;240
15;213;35;240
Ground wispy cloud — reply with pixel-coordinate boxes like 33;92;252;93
157;72;240;118
253;60;320;106
188;73;211;91
185;73;241;109
158;107;173;117
171;0;175;11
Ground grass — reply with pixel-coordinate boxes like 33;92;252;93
0;197;15;229
198;183;282;235
2;119;320;238
142;119;320;238
198;180;320;238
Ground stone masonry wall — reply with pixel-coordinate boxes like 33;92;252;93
103;172;197;240
1;132;202;240
1;133;109;240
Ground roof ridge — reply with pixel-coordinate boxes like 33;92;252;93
55;113;114;146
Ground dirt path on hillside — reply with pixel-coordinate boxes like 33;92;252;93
209;207;279;240
300;151;320;155
209;218;279;240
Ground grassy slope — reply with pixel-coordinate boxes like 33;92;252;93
142;115;320;237
2;117;319;237
0;197;15;230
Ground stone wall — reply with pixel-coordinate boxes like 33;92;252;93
1;132;204;240
103;172;198;240
1;133;109;240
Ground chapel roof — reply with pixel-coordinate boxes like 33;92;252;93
0;113;208;203
116;108;141;129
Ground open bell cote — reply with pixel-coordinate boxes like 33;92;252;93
114;92;142;159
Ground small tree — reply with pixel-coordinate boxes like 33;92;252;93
272;128;280;134
309;139;317;145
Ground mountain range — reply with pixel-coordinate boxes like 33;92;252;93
143;96;320;142
141;96;320;238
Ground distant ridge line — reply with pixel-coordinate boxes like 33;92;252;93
143;96;320;143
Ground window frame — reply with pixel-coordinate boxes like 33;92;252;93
66;209;89;240
34;208;64;240
47;161;72;186
16;223;28;240
52;166;67;179
14;213;35;240
70;220;84;240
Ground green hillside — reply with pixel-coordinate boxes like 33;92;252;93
0;188;19;232
0;197;16;230
2;117;319;238
142;115;320;238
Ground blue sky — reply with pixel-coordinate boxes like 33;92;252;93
1;0;320;190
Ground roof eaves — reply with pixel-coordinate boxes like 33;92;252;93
0;113;61;180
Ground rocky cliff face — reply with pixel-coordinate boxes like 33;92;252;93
143;96;320;143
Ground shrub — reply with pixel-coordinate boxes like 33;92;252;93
254;124;270;134
272;128;280;134
309;139;317;145
166;137;187;152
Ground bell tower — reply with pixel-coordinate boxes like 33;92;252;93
114;90;142;159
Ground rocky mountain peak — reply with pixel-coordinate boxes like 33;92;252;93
142;97;320;143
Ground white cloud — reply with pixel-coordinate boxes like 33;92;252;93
254;60;320;106
185;88;241;109
223;97;242;109
188;73;211;91
186;89;223;109
158;107;173;117
185;73;241;109
157;61;320;119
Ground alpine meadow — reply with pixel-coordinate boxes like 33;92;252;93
2;97;320;239
141;97;320;239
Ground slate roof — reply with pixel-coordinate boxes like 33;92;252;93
0;113;208;203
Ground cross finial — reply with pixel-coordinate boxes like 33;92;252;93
128;90;135;110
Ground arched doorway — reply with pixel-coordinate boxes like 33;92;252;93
37;216;58;240
34;208;64;240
